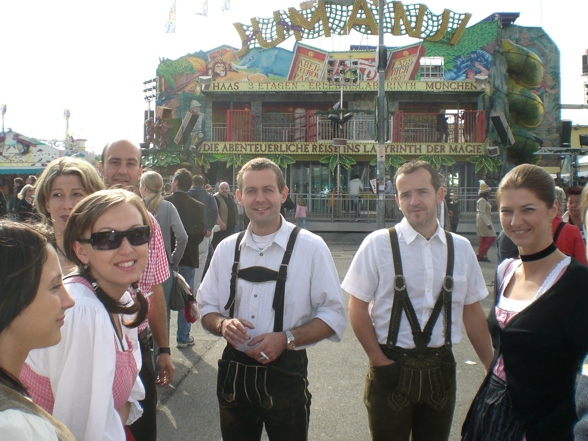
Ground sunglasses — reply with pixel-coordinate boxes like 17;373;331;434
78;225;151;250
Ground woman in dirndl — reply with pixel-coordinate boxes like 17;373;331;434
462;164;588;441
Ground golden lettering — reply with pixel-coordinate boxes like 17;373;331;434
288;4;331;41
392;2;426;38
345;0;378;35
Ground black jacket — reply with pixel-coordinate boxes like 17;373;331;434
188;186;218;232
165;191;206;268
487;258;588;440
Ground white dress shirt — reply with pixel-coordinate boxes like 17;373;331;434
342;217;488;349
197;217;346;349
24;283;144;441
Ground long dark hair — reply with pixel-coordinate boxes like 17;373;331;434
0;221;48;394
62;190;149;328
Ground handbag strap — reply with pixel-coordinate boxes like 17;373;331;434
553;220;565;244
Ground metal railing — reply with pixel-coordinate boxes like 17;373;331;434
286;188;492;223
210;111;485;144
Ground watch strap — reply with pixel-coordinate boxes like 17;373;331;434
156;347;171;357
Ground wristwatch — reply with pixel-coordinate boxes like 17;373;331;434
284;330;296;350
156;347;171;357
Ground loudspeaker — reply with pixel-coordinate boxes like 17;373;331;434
561;120;572;147
156;106;172;120
376;46;388;72
486;146;500;157
490;112;515;146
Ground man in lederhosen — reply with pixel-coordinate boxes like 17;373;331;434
343;160;493;441
197;157;346;441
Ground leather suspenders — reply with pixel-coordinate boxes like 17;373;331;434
225;227;301;332
386;227;455;350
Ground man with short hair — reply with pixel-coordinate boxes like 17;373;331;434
212;182;238;248
188;174;218;292
99;139;174;441
165;168;206;348
197;158;346;441
343;160;492;441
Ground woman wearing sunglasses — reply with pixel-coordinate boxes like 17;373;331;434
0;221;75;440
34;157;105;274
21;189;150;441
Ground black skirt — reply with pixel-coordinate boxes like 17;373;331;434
461;373;526;441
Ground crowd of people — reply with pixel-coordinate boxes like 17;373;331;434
1;150;588;441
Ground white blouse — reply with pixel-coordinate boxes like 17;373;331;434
24;282;144;441
0;409;60;440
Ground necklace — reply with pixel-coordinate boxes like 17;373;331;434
56;244;69;262
520;243;557;262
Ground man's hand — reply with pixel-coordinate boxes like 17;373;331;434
220;317;254;348
205;230;212;237
156;354;175;386
245;332;287;364
219;222;227;231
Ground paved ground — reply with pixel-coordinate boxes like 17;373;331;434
155;230;498;441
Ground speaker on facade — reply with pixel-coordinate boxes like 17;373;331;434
490;112;514;146
376;46;387;72
561;120;572;147
486;146;500;157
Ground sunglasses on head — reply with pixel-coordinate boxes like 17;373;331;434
78;225;151;250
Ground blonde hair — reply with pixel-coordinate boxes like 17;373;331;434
140;171;164;215
18;184;34;200
34;157;105;218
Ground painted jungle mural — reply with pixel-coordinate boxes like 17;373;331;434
151;1;559;169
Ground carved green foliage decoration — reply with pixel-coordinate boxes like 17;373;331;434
319;154;356;172
266;155;296;168
467;155;503;174
369;155;407;169
418;155;455;169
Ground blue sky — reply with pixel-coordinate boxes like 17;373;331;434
1;0;586;153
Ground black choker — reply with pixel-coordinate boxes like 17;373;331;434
520;243;557;262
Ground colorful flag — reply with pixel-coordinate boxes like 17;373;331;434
164;0;176;33
221;0;230;12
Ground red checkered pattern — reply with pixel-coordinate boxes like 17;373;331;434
138;212;170;332
20;335;138;414
21;363;54;414
113;335;139;411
